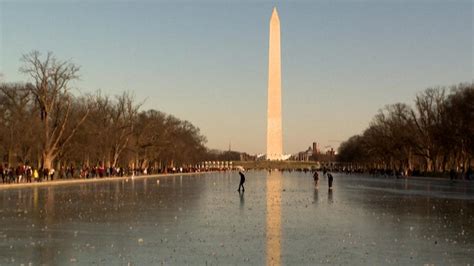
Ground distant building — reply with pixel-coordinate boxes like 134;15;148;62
294;142;318;161
207;149;256;161
312;142;319;157
326;147;335;157
240;153;257;161
292;141;336;162
295;146;313;161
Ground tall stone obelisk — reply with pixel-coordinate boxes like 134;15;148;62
266;7;283;160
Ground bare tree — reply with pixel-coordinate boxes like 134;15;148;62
20;51;89;169
1;51;211;175
443;83;474;171
133;110;169;168
108;92;140;167
338;83;473;175
0;83;39;166
410;88;446;171
131;110;208;170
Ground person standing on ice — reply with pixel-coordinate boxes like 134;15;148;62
237;171;246;192
327;172;334;190
313;171;319;187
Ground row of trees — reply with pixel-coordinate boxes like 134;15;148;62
337;83;473;173
0;51;209;170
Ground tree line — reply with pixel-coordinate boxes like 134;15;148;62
337;82;473;175
0;51;209;172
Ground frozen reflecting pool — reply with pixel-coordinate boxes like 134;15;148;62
1;171;473;265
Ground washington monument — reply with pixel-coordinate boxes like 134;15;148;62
266;7;283;160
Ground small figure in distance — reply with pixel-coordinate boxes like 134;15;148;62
238;171;246;192
327;172;334;190
449;169;456;183
313;171;319;188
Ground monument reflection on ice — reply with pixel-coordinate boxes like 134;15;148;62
266;171;282;265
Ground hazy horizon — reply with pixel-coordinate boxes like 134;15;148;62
1;0;472;154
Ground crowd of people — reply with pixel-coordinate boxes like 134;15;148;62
0;164;222;184
0;164;44;184
3;162;472;185
269;166;473;181
333;167;474;181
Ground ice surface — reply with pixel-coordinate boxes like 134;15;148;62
0;171;473;265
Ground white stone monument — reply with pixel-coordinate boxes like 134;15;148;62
266;7;283;160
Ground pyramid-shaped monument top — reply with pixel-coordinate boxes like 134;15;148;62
271;7;280;21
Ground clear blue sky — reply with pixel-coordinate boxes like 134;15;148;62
1;0;472;154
